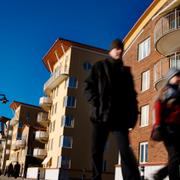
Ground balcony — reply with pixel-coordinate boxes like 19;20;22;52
39;97;52;111
16;139;26;149
0;134;6;140
33;148;47;159
37;112;49;127
154;52;180;90
11;155;17;162
11;143;19;151
0;144;3;151
154;9;180;56
44;66;69;95
35;131;48;143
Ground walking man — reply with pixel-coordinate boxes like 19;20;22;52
84;39;140;180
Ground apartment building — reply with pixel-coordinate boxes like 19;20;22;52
27;38;119;180
115;0;180;179
0;116;11;172
8;101;46;177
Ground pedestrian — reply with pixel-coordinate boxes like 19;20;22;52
7;162;13;177
151;68;180;180
13;161;20;178
84;39;140;180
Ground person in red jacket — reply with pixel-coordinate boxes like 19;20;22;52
152;68;180;180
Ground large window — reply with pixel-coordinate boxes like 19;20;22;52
138;38;150;61
141;70;150;92
61;115;74;128
83;62;92;71
139;142;148;163
68;77;78;88
58;156;71;168
16;131;22;140
140;105;149;127
18;120;23;128
64;96;76;108
59;136;73;148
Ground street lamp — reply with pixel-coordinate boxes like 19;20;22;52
0;94;9;104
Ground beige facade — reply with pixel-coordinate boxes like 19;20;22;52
115;0;180;179
0;117;11;172
8;102;45;177
39;39;119;179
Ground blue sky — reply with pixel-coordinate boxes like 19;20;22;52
0;0;152;119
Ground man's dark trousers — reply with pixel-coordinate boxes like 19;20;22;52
91;124;141;180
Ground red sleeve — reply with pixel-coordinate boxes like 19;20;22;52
154;100;162;126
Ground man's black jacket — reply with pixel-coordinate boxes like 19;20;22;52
84;58;138;130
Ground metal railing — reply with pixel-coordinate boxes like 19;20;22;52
33;148;47;157
44;66;69;91
37;112;49;123
154;9;180;43
154;52;180;88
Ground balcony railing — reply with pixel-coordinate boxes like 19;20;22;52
33;148;47;158
39;97;52;111
11;143;19;151
154;52;180;90
155;9;180;42
154;9;180;55
0;144;3;151
44;66;69;95
35;131;48;143
16;139;26;149
37;112;49;127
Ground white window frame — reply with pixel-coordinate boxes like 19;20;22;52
67;77;78;88
141;70;150;92
61;115;74;128
138;37;150;61
139;142;148;163
63;96;76;108
140;105;149;127
58;156;71;169
59;135;73;148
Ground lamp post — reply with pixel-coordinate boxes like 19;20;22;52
0;94;9;104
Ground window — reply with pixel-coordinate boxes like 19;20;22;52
83;62;92;71
68;77;78;88
102;160;107;172
170;53;180;69
26;112;30;123
139;142;148;163
54;103;58;114
51;104;54;115
52;121;56;131
141;70;150;91
64;96;76;108
16;131;22;140
61;115;74;128
59;136;73;148
140;105;149;127
138;38;150;61
51;139;54;150
60;156;71;168
18;121;23;128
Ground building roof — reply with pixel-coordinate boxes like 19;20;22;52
10;101;41;111
43;38;108;72
123;0;168;50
